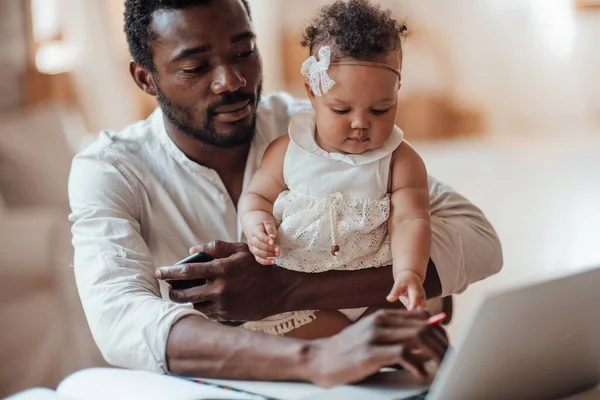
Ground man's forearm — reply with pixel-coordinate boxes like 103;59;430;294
280;260;442;312
167;315;313;380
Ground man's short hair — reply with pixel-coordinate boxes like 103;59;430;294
124;0;252;71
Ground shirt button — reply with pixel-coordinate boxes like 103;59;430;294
220;193;228;202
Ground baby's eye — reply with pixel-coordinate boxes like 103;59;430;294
332;108;350;115
371;108;390;115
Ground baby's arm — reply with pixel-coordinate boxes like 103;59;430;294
386;142;431;310
239;134;290;265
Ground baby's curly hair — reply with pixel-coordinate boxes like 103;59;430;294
301;0;407;60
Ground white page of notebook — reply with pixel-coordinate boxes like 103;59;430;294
57;368;257;400
201;369;430;400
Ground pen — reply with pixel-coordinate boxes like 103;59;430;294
427;312;447;326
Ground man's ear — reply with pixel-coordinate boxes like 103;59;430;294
129;61;157;96
304;81;316;108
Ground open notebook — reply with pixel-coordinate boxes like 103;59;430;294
6;367;428;400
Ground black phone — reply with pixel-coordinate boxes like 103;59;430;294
166;251;212;290
167;251;244;327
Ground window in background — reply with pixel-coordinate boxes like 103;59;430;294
24;0;78;109
30;0;76;75
529;0;576;59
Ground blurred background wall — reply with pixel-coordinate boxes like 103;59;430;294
0;0;599;397
0;0;28;111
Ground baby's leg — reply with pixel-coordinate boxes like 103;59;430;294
285;311;352;339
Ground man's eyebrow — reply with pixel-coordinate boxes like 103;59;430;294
231;31;255;43
172;44;211;62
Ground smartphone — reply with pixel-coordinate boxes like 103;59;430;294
167;251;244;327
166;251;212;290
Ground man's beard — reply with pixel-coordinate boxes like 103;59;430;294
155;81;262;148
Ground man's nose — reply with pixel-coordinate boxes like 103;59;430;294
350;113;370;130
211;64;247;94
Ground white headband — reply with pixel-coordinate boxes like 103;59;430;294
301;46;402;96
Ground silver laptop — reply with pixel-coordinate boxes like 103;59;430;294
319;266;600;400
425;265;600;400
204;266;600;400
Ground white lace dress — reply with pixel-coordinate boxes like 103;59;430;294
242;110;404;335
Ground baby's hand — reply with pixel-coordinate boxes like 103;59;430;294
387;270;426;310
248;220;280;265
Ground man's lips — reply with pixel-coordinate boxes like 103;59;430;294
212;100;252;123
214;100;250;114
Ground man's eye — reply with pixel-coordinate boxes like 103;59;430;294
371;108;390;115
332;109;350;115
237;50;255;58
182;65;210;75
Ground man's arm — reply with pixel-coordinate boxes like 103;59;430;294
69;152;201;372
427;176;503;295
163;241;440;320
165;176;501;319
166;309;448;386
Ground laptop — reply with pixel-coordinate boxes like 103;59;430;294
425;265;600;400
203;266;600;400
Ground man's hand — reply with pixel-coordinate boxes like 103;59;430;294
156;240;293;321
166;309;448;386
307;309;448;387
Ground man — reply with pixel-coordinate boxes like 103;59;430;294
68;0;502;387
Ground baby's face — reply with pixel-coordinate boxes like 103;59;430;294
310;51;402;155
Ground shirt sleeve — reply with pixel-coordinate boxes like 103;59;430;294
68;147;202;372
428;176;503;296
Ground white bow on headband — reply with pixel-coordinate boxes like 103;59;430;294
301;46;336;96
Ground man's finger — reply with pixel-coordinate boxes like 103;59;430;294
188;240;236;259
419;332;446;364
397;346;428;380
192;301;216;317
169;284;217;304
370;344;427;380
189;245;202;255
431;323;449;343
429;325;450;357
370;309;429;327
369;326;418;345
157;259;223;281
